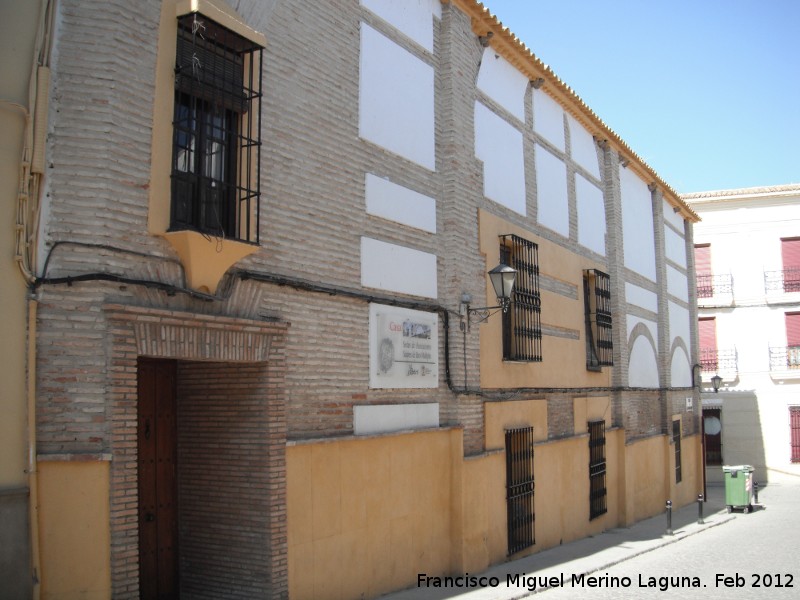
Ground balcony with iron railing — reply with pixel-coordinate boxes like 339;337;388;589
769;346;800;380
696;273;734;306
700;347;739;373
764;268;800;300
699;348;738;386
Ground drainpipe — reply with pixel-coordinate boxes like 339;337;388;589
28;298;41;599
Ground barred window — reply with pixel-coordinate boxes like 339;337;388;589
588;421;607;520
584;269;613;369
171;13;263;242
505;427;535;554
673;419;682;484
500;235;542;362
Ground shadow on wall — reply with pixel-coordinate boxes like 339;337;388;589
716;390;769;484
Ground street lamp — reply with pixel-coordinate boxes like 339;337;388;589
711;374;723;393
462;263;517;330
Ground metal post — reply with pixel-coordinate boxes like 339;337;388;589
697;493;704;524
666;500;673;535
754;481;759;504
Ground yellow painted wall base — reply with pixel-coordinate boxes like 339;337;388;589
287;429;460;600
38;459;111;600
287;428;702;600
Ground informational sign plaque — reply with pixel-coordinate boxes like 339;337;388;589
369;304;438;389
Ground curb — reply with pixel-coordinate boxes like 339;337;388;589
521;512;737;597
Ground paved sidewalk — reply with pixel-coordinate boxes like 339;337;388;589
380;481;737;600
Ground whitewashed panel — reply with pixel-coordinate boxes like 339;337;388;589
567;114;600;178
667;265;689;302
359;24;435;170
665;226;687;268
474;101;526;215
535;145;569;236
620;167;656;281
576;173;606;255
532;88;565;150
625;282;659;313
361;0;440;52
354;403;440;433
476;48;528;122
663;198;685;231
365;173;436;233
361;237;437;298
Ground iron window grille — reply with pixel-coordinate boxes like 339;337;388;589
505;427;535;555
500;235;542;362
171;13;263;243
673;420;682;484
588;420;607;520
584;269;613;370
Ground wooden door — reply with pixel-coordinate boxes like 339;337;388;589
791;407;800;464
138;358;178;599
703;408;723;465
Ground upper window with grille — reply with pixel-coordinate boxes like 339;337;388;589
171;12;263;243
500;234;542;362
584;269;613;369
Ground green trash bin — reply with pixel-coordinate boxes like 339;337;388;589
722;465;755;513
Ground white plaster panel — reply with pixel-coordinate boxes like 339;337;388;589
361;0;440;52
667;265;689;302
664;226;687;268
620;167;656;281
354;403;439;434
670;347;692;387
576;173;606;255
535;145;569;236
625;282;659;313
627;315;658;342
359;24;435;170
365;173;436;233
628;336;660;388
361;237;438;298
668;301;692;386
627;314;671;388
474;101;526;215
476;48;528;122
567;114;600;178
669;301;691;353
663;198;685;231
532;88;565;150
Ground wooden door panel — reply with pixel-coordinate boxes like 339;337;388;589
138;359;178;600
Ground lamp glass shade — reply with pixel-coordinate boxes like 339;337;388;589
711;374;723;392
488;264;517;303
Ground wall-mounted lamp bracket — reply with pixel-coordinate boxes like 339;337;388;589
459;263;516;332
462;299;511;332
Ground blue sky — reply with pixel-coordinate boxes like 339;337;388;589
483;0;800;194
